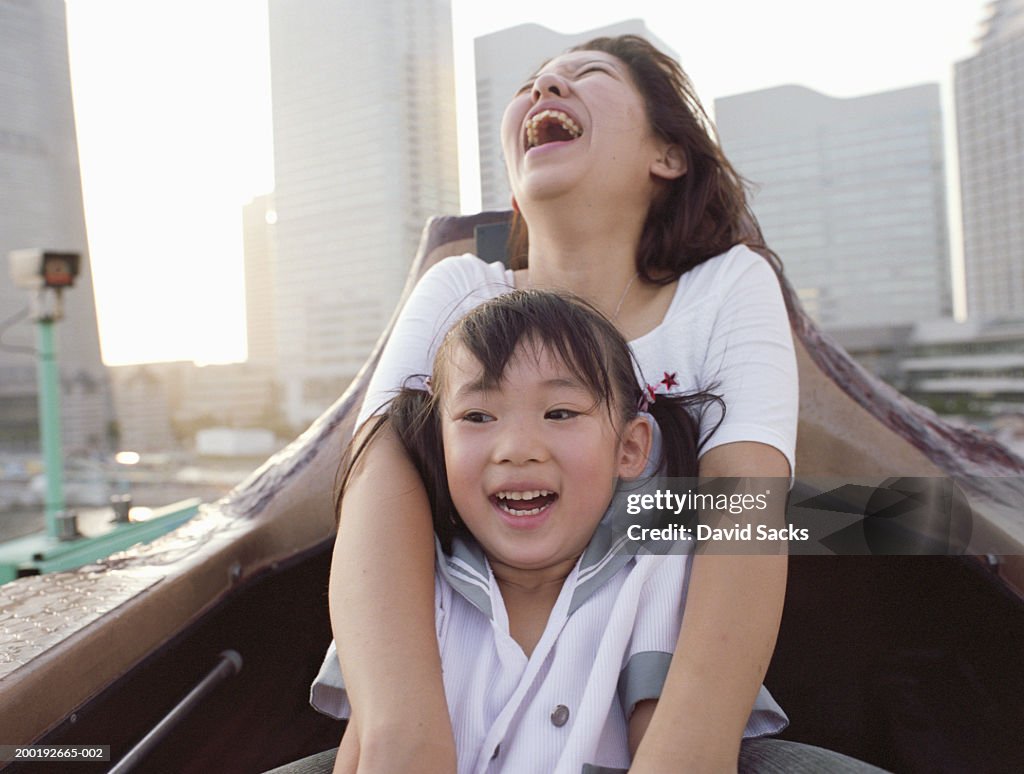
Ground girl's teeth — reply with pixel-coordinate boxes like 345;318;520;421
498;502;545;517
494;490;555;516
496;490;551;500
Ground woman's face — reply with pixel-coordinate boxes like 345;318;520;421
500;50;679;211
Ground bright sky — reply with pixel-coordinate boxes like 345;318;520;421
64;0;987;366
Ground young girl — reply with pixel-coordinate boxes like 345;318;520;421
312;289;788;773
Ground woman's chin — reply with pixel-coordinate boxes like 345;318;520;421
513;171;591;209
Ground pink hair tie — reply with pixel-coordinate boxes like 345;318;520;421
638;384;657;412
406;374;433;395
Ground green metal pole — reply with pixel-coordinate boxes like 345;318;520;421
36;315;66;538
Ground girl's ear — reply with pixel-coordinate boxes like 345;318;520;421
617;415;653;479
650;143;687;181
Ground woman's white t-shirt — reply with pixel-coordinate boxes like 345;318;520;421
357;246;797;470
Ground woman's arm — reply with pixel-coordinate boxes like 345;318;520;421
324;257;498;771
629;440;789;773
333;716;360;774
329;423;456;773
628;700;657;759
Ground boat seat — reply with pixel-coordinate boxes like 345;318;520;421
1;211;1022;770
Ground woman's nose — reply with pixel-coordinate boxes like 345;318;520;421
532;72;569;101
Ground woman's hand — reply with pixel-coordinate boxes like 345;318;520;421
629;440;789;774
329;422;457;773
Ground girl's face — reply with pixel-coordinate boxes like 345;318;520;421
500;50;683;212
439;340;649;585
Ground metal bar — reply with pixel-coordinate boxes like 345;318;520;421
107;650;243;774
31;501;200;574
35;316;66;538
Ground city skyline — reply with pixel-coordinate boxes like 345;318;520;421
62;0;988;365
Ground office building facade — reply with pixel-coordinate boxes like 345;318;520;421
716;84;952;330
0;0;113;454
955;0;1024;322
268;0;460;425
242;194;278;366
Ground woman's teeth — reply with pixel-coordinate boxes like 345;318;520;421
525;110;583;150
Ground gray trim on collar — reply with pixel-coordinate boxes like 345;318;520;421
437;535;493;618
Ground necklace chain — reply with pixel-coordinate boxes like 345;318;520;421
612;271;640;321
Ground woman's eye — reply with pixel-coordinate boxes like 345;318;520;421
546;408;579;421
576;66;606;78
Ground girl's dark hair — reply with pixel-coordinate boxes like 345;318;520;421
337;290;721;548
507;34;780;282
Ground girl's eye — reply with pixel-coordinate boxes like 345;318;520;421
545;408;579;421
576;66;607;78
462;411;494;424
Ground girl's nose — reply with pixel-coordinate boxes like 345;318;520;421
532;71;569;101
494;422;548;465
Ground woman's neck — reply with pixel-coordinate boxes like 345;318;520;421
519;225;677;342
524;223;642;314
517;191;665;327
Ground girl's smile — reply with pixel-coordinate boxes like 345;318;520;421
439;340;648;587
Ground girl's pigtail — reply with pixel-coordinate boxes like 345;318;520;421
387;387;461;550
645;389;724;478
335;382;462;550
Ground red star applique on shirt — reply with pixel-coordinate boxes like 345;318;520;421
661;371;678;390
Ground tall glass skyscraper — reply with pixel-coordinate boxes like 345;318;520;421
0;0;112;453
955;0;1024;322
267;0;460;426
716;84;952;330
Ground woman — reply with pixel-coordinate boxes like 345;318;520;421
302;35;883;774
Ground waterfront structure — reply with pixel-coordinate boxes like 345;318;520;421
242;194;278;366
109;367;177;453
475;20;670;211
267;0;460;426
832;318;1024;427
715;84;952;330
110;361;280;449
0;0;113;454
955;0;1024;322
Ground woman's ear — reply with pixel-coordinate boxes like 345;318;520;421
650;143;687;181
618;415;653;479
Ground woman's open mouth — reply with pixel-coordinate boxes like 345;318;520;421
524;110;583;151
